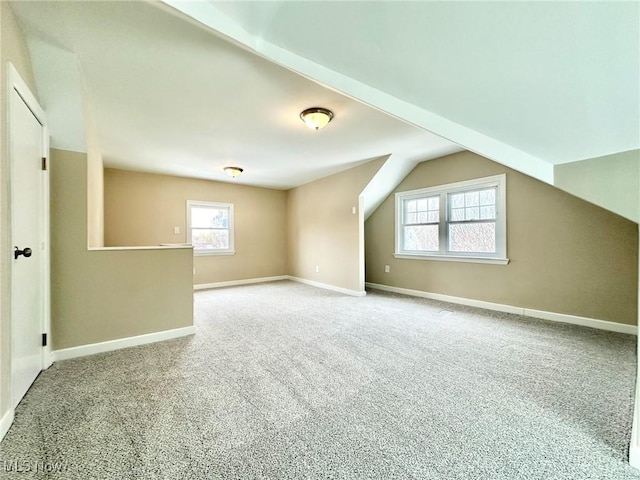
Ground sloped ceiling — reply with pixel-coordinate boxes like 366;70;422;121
10;1;639;195
164;0;640;184
9;0;460;190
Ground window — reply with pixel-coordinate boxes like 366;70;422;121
395;174;508;264
187;201;235;256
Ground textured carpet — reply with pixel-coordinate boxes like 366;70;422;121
0;280;638;479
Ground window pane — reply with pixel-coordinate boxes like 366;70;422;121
403;225;439;251
449;188;496;223
448;223;496;253
479;189;495;205
480;206;496;220
191;207;228;228
466;207;480;220
406;199;438;224
192;229;229;250
451;208;464;221
450;193;464;208
465;191;479;207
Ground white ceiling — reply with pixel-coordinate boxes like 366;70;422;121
9;1;461;190
210;0;639;163
10;1;638;191
164;0;639;183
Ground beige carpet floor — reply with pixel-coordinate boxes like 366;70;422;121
0;280;637;479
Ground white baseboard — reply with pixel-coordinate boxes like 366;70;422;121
365;282;637;335
195;275;366;297
365;283;521;314
288;276;366;297
630;380;640;469
194;276;288;290
630;446;640;471
523;308;636;335
51;326;196;362
0;408;14;442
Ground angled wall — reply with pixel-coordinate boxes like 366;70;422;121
366;151;638;325
286;158;385;294
555;149;639;223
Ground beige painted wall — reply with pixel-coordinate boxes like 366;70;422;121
51;150;193;349
555;149;639;223
366;151;638;325
0;1;40;421
104;168;287;285
286;158;385;293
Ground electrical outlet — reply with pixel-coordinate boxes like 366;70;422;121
352;206;357;214
315;265;320;273
384;265;390;273
174;226;180;234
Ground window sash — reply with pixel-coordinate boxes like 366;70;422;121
187;201;235;255
448;187;497;223
395;175;506;262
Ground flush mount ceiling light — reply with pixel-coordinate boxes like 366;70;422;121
224;166;243;178
300;107;334;131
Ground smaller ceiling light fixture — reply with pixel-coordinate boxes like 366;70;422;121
300;107;334;131
224;166;243;178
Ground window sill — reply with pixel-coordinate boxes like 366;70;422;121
394;253;509;265
194;250;236;257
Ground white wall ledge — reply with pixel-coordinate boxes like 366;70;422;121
394;253;509;265
88;245;193;252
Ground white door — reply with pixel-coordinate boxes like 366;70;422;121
9;82;47;408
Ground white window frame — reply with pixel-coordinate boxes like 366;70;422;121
187;200;235;256
394;174;508;265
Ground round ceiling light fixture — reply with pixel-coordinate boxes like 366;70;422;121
224;166;244;178
300;107;334;131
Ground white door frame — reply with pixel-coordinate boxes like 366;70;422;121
6;62;51;391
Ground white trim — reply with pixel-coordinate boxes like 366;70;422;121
628;377;640;469
394;253;509;265
366;283;521;314
0;409;15;442
194;250;236;256
187;200;235;255
90;245;193;252
365;282;637;335
633;222;640;470
42;133;52;370
395;174;507;263
523;308;636;335
8;63;46;122
7;63;51;408
194;276;288;290
194;276;367;297
51;326;196;362
288;276;367;297
630;441;640;470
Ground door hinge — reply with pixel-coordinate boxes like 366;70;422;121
42;333;47;347
41;157;47;171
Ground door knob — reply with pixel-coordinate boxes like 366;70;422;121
14;247;32;260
